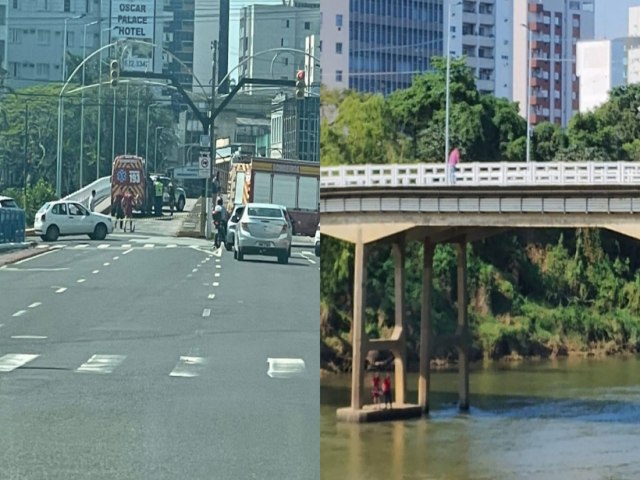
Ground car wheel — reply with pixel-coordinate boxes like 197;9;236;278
315;245;320;257
40;235;46;241
237;247;244;261
45;225;59;242
88;233;96;240
93;223;107;241
225;242;233;251
177;196;185;212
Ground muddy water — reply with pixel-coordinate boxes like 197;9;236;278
321;357;640;479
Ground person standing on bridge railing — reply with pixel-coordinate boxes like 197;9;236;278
447;146;460;185
88;190;96;212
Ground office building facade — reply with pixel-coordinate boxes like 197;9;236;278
0;0;7;76
270;93;319;163
238;1;320;95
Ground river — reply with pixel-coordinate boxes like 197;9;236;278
321;356;640;480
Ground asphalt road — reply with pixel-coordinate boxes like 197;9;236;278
0;233;319;479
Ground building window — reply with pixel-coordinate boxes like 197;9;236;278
336;70;343;82
336;42;343;54
0;6;5;25
336;14;343;27
36;63;49;78
304;21;310;30
64;0;70;12
12;0;17;9
9;28;21;44
283;57;289;66
286;19;290;28
569;1;580;9
37;30;50;44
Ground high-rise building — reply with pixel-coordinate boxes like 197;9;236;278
512;0;594;127
238;1;320;95
320;0;443;95
0;0;7;76
163;0;196;90
576;38;640;113
270;92;319;162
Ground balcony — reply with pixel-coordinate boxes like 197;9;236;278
529;3;543;12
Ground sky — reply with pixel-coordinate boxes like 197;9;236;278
595;0;640;38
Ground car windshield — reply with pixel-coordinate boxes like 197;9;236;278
36;202;51;213
247;207;283;218
0;198;19;208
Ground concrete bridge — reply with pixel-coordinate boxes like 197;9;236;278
320;161;640;422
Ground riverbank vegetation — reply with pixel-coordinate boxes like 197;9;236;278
320;58;640;372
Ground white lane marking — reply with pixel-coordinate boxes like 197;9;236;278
213;282;219;287
215;265;221;269
14;249;60;264
11;335;47;340
55;287;67;294
212;248;222;258
144;244;154;248
113;256;119;260
76;354;126;374
36;244;49;249
97;244;109;249
192;268;198;273
123;249;133;255
122;244;132;249
0;354;39;372
215;259;220;263
169;356;208;378
28;302;41;309
1;267;69;272
208;294;216;299
74;244;89;249
298;251;317;264
190;246;216;255
77;279;86;283
167;244;177;248
103;262;110;266
92;270;100;274
267;358;307;378
214;273;220;278
202;309;211;317
12;310;26;317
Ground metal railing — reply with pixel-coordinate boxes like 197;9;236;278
320;162;640;188
63;176;111;208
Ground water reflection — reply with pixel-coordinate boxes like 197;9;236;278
321;357;640;479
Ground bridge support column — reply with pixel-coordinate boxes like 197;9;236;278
392;240;407;406
456;240;469;411
351;238;367;410
418;239;434;413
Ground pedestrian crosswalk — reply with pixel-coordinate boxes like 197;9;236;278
36;242;203;251
0;352;308;379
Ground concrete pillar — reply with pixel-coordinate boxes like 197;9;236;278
392;241;406;406
456;240;469;411
351;237;367;410
418;239;434;413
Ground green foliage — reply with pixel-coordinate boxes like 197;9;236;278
2;178;57;226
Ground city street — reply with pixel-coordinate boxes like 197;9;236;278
0;232;319;479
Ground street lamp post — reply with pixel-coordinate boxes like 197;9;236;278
97;26;117;180
62;14;85;82
79;20;98;188
154;126;163;172
145;103;162;162
445;1;462;165
522;23;533;163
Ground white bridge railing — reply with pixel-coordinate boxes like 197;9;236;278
320;162;640;188
63;176;111;207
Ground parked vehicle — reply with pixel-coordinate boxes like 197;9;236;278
234;203;292;264
0;196;20;208
151;175;187;212
111;155;152;214
315;224;320;257
227;157;319;236
225;204;245;251
34;200;113;241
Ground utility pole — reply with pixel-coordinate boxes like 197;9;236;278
204;41;217;240
23;103;28;207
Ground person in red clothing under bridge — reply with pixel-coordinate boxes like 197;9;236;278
121;188;135;233
371;372;381;409
382;373;393;409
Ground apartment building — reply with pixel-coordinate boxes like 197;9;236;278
238;1;320;95
512;0;595;127
0;0;7;75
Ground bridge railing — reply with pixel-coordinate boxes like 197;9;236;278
63;176;111;207
320;162;640;188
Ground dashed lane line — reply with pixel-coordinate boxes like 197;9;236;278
103;262;110;266
55;287;67;294
97;244;109;249
122;249;134;255
144;244;154;248
77;279;86;283
76;354;126;374
266;358;307;379
213;282;219;287
169;356;208;378
28;302;41;309
208;294;215;300
92;270;100;274
0;354;39;372
214;273;220;278
11;335;47;340
202;309;211;317
12;310;26;317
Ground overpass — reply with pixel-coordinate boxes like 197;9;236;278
320;161;640;422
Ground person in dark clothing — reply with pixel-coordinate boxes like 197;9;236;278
168;181;176;216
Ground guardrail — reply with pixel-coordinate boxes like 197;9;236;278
63;176;111;208
320;162;640;189
0;208;25;244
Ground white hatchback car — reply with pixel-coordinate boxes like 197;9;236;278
234;203;292;264
34;200;114;241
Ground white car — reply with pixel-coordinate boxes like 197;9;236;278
314;224;320;257
34;200;114;242
234;203;292;264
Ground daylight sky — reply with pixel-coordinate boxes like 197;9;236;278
595;0;640;38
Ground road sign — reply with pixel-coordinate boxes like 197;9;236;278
199;155;210;179
172;166;202;180
200;135;211;148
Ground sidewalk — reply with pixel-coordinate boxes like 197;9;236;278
0;241;46;267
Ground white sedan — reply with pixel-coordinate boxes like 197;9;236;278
34;200;114;241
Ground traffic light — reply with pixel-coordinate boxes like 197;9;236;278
295;70;305;100
109;59;119;87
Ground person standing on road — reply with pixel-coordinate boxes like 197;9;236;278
382;373;392;409
111;193;124;231
88;190;96;212
447;146;460;185
372;373;381;409
122;188;135;233
154;178;164;217
168;181;176;217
